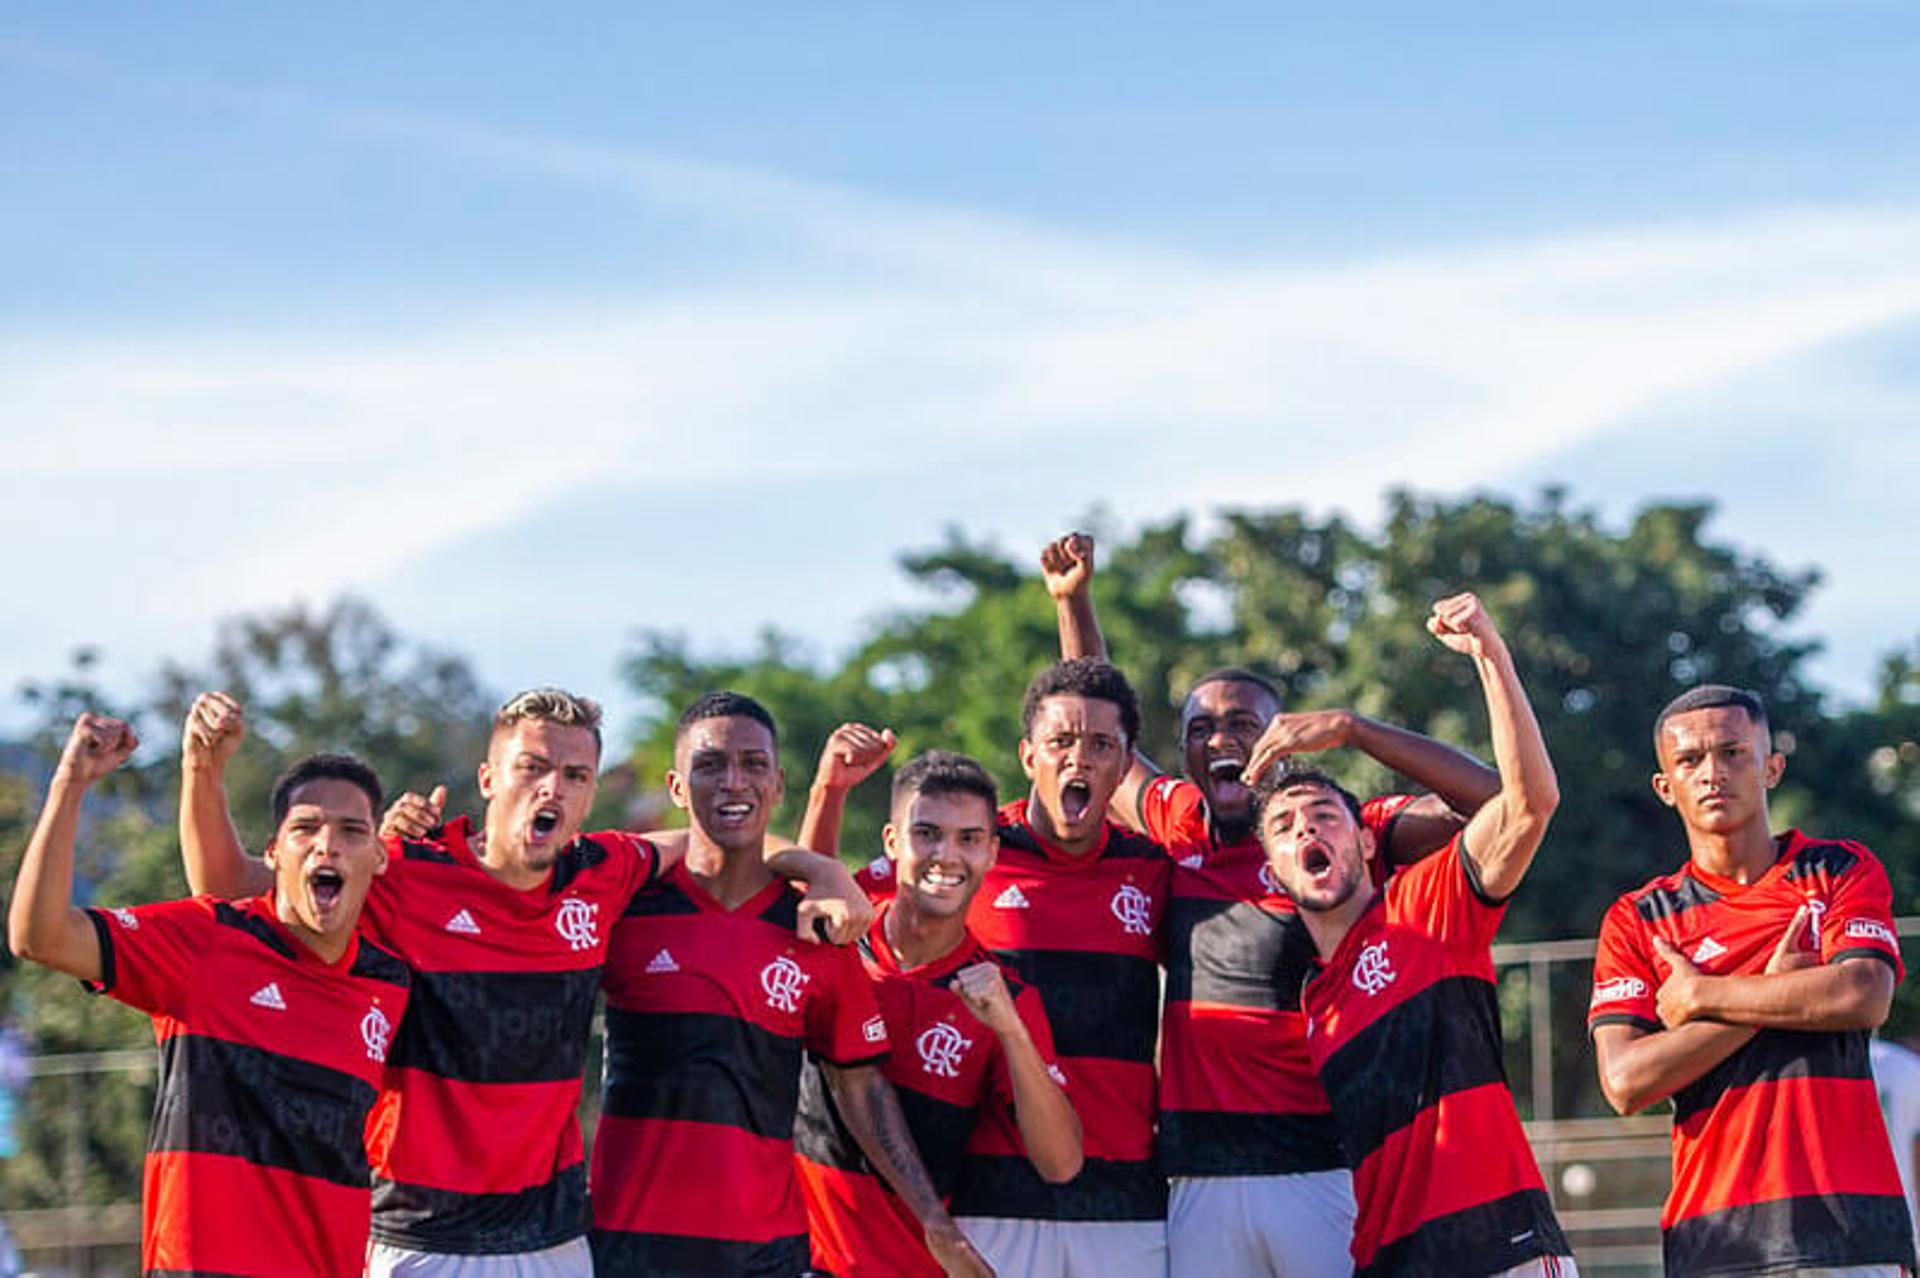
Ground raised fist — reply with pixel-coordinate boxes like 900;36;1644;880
1039;533;1096;602
58;713;138;786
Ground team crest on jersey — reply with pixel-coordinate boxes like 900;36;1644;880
108;907;138;930
555;897;599;952
1110;883;1154;936
918;1022;974;1078
1257;864;1283;897
1352;941;1395;996
761;955;811;1013
362;1005;393;1062
1805;896;1828;937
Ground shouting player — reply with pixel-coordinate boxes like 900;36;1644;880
797;739;1084;1276
1043;530;1497;1276
591;693;985;1277
1590;685;1914;1276
10;715;409;1277
179;688;868;1276
1254;592;1574;1278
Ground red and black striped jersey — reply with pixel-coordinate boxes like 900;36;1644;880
949;799;1170;1224
592;864;890;1274
85;892;410;1277
1151;774;1414;1179
1589;830;1914;1277
1303;837;1568;1277
361;818;659;1254
793;905;1065;1277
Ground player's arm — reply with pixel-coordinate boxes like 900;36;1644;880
1040;531;1158;832
798;722;897;859
1429;593;1557;901
1594;908;1814;1113
7;715;139;981
822;1064;995;1278
627;825;874;946
1652;935;1894;1033
1242;709;1498;863
178;692;273;898
951;962;1082;1183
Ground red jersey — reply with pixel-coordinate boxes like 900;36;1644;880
85;893;410;1277
1589;830;1914;1277
948;798;1169;1223
1303;838;1568;1277
1150;774;1413;1178
362;819;659;1253
592;865;890;1274
794;906;1066;1277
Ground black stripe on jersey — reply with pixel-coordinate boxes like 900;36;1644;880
1165;897;1315;1010
1634;875;1722;925
1783;838;1860;882
372;1163;588;1253
987;949;1159;1063
951;1153;1167;1222
548;837;611;895
1834;946;1901;970
349;940;412;990
84;909;118;995
1663;1191;1917;1277
1589;1012;1661;1035
622;882;702;919
601;1006;802;1139
758;890;801;930
1358;1188;1569;1278
1319;975;1505;1166
149;1034;377;1189
1671;1027;1870;1125
590;1227;810;1278
400;837;460;865
1156;1108;1346;1177
212;900;298;961
388;967;600;1083
792;1058;980;1197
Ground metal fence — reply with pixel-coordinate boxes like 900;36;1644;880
7;921;1920;1277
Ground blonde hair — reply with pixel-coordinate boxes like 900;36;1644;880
493;687;604;750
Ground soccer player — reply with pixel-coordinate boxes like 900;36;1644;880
1043;530;1498;1277
179;688;869;1277
796;739;1084;1277
1255;592;1574;1278
1589;684;1914;1277
9;714;410;1277
591;692;987;1277
933;657;1172;1278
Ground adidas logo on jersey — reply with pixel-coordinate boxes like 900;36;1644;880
249;982;287;1011
994;885;1031;910
444;909;481;936
1691;936;1727;964
646;949;680;974
1177;853;1204;870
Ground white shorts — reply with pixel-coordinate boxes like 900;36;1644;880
1168;1171;1355;1277
953;1216;1167;1278
1491;1256;1579;1278
367;1236;593;1278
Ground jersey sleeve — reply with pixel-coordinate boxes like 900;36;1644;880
1588;895;1661;1034
1389;834;1505;954
805;944;891;1067
1360;793;1416;842
1822;844;1904;979
82;897;211;1020
987;981;1069;1115
1139;775;1209;849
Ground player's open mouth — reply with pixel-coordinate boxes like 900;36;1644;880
529;807;563;843
1300;843;1333;876
1060;779;1092;823
919;866;967;894
310;868;345;910
1208;757;1250;798
716;801;754;823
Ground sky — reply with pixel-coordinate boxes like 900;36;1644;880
4;4;1919;748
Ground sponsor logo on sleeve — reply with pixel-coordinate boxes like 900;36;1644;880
1590;976;1649;1009
1845;918;1898;947
109;907;138;930
863;1015;888;1045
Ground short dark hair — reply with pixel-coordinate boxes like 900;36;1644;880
676;691;779;747
270;753;385;828
1653;684;1769;752
891;750;999;819
1250;764;1363;829
1187;667;1284;712
1020;659;1141;747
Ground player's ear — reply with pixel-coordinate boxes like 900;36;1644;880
1358;826;1377;864
1017;736;1037;780
1762;749;1786;790
477;758;495;800
1650;770;1676;808
881;821;902;860
665;768;690;813
261;838;282;871
983;833;1000;873
371;839;390;877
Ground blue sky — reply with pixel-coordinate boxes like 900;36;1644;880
5;5;1919;746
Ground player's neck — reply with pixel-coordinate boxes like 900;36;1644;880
276;907;353;965
470;825;551;892
885;896;967;970
1684;816;1779;885
1300;881;1378;963
683;830;776;908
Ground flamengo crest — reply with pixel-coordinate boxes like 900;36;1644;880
917;1022;974;1079
555;898;599;952
761;955;811;1013
1352;940;1395;996
362;1006;393;1062
1111;884;1154;937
